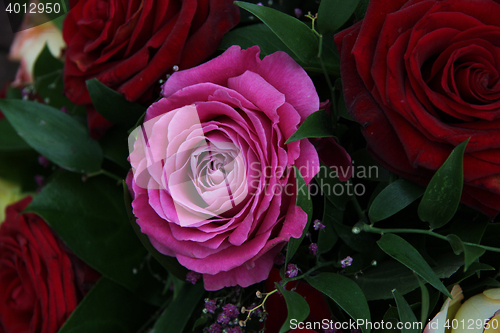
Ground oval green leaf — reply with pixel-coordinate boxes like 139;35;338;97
86;78;146;126
392;289;420;333
234;1;319;63
26;171;161;297
0;99;102;173
275;283;310;333
418;138;469;229
317;0;361;34
285;110;334;144
286;166;313;264
58;278;156;333
152;283;204;333
369;179;424;223
377;234;451;298
305;273;371;333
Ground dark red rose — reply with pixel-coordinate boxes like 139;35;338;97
335;0;500;219
0;197;100;333
263;268;336;333
63;0;240;106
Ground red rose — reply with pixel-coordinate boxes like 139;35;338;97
335;0;500;219
0;197;100;333
63;0;240;106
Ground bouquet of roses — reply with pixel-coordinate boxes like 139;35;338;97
1;0;500;332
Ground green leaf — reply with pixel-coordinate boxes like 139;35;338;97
235;1;319;63
33;45;79;111
318;196;339;254
369;179;424;223
285;110;333;144
305;273;371;333
446;234;485;271
99;126;131;170
286;166;313;264
355;0;370;20
338;93;354;121
275;283;310;333
58;278;156;333
377;234;451;298
315;165;351;210
357;252;462;301
123;181;188;281
86;78;146;126
392;289;420;333
152;283;204;333
317;0;361;34
219;23;294;58
447;262;494;286
0;99;102;173
417;277;430;326
418;139;469;229
0;119;31;151
25;171;164;298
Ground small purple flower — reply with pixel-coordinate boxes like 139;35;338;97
285;263;299;278
313;219;325;231
274;252;285;265
207;323;222;333
227;327;242;333
34;175;45;187
341;256;353;268
217;313;230;325
294;8;303;18
309;243;319;256
38;155;50;168
222;303;240;319
186;271;201;284
204;299;217;314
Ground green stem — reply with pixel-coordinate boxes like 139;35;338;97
84;170;123;183
350;195;366;222
284;260;335;283
362;224;500;253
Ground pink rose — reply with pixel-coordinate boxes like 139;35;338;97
128;46;320;290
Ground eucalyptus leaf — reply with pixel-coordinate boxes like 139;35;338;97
26;170;165;300
275;283;310;333
235;1;319;63
317;0;361;33
285;110;334;144
152;283;204;333
305;273;371;333
286;166;313;264
377;234;451;297
369;179;424;223
318;196;339;254
392;290;420;333
356;253;462;300
0;99;102;173
86;78;146;126
446;234;485;272
58;278;156;333
418;139;469;229
417;277;430;326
